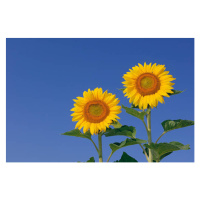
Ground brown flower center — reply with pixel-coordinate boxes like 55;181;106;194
84;100;110;123
136;73;160;96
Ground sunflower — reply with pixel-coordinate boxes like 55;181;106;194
71;88;121;135
122;63;176;110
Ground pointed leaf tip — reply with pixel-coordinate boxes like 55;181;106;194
61;129;92;139
115;152;138;162
87;157;95;162
168;90;184;96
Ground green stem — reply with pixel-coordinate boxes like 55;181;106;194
142;120;150;161
98;133;103;162
90;138;99;153
107;152;113;162
139;144;149;162
142;120;148;133
147;107;153;162
155;131;168;144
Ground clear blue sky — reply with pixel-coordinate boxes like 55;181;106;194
6;38;194;162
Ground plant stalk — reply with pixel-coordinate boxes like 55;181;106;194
107;152;113;162
139;144;149;162
147;107;153;162
90;138;99;153
98;133;103;162
155;131;168;144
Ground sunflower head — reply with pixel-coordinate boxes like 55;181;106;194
122;63;176;110
71;88;121;135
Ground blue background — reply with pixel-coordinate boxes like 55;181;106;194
6;38;194;162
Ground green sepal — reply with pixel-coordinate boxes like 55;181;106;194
122;105;146;121
86;157;95;162
161;119;194;132
118;88;125;91
115;152;138;162
144;142;190;162
110;120;122;128
105;125;136;138
131;104;140;109
61;129;92;140
110;138;147;154
168;90;184;96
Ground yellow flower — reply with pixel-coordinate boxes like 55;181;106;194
122;63;176;110
71;88;121;135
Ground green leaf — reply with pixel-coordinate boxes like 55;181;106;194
115;152;138;162
169;141;190;150
104;125;136;138
110;138;147;154
168;90;184;96
61;129;92;140
122;105;146;121
143;146;173;162
143;147;149;156
161;119;194;132
87;157;95;162
144;142;190;161
110;120;122;128
159;152;173;161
